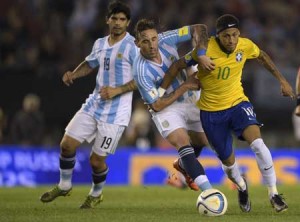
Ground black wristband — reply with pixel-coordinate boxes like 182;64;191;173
297;95;300;106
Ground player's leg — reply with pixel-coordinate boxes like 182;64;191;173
80;122;125;209
242;125;288;212
153;103;212;191
201;108;251;212
189;131;208;158
166;131;208;189
166;128;212;191
80;153;106;209
40;111;97;203
167;112;209;189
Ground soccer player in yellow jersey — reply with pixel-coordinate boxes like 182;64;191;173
161;14;295;213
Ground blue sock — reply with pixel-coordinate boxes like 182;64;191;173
178;146;205;180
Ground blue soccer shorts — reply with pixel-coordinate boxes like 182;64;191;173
200;101;262;161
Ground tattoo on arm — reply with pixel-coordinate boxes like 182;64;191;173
120;80;137;94
191;24;208;49
257;50;276;72
257;50;284;81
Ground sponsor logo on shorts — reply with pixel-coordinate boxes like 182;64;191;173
162;120;169;128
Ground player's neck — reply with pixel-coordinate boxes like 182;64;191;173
142;52;162;64
108;32;127;46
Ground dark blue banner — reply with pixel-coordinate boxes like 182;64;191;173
0;146;299;187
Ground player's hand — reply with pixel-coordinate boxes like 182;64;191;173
62;71;75;86
197;55;215;71
295;106;300;116
280;80;295;99
183;73;201;91
99;86;120;100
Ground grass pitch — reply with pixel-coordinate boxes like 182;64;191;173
0;185;299;222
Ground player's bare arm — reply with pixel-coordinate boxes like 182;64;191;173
151;74;200;112
257;50;295;99
99;80;137;100
160;58;188;90
62;61;94;86
190;24;215;71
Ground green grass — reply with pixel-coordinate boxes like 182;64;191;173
0;185;299;222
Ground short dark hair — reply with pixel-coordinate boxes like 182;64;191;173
134;19;156;40
216;14;239;34
107;1;131;20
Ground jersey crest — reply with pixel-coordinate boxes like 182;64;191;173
235;51;243;62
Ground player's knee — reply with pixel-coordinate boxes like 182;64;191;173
89;154;106;171
60;137;77;156
250;138;266;153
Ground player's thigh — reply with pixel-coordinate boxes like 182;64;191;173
65;111;98;143
200;110;233;161
92;122;125;156
231;101;262;141
166;128;190;149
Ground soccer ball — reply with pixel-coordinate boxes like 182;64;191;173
196;188;228;216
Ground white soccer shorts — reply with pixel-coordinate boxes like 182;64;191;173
65;111;125;156
151;98;204;138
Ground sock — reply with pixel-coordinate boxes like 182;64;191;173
89;167;109;197
191;144;204;158
222;162;246;191
250;138;277;188
194;175;212;191
268;186;278;198
178;146;212;191
58;153;76;190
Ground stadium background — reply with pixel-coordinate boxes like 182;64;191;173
0;0;299;187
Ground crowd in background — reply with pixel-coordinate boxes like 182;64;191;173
0;0;299;148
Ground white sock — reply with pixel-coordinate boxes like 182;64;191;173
250;138;277;187
194;175;212;191
268;186;278;198
89;181;105;197
222;162;246;190
58;168;73;190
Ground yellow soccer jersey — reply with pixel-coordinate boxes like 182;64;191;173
191;37;260;111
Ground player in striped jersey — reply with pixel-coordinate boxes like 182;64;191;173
133;19;215;192
160;14;294;213
40;1;138;209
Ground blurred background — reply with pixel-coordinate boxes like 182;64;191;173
0;0;299;148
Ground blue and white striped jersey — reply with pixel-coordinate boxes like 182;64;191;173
81;32;138;126
133;26;195;105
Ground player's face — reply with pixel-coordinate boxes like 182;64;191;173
107;12;129;36
218;28;240;53
136;29;159;60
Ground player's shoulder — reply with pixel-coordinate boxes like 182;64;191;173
238;37;256;46
92;36;107;49
123;33;136;44
134;54;147;67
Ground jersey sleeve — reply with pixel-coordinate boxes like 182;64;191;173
158;26;191;47
133;62;159;104
85;39;100;68
245;38;260;59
